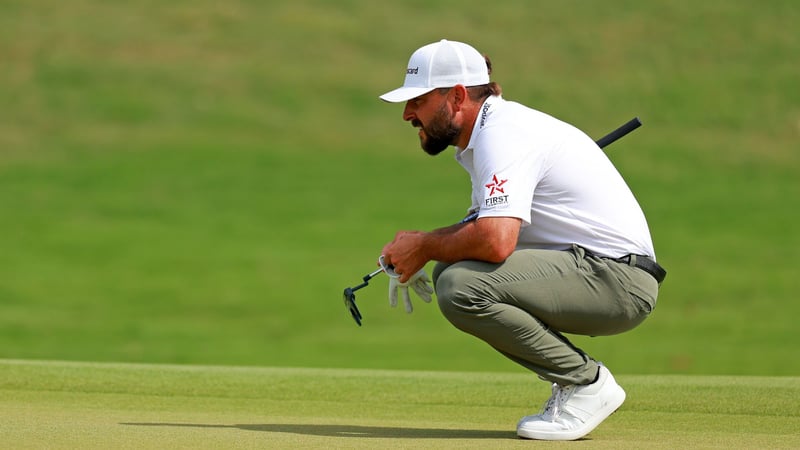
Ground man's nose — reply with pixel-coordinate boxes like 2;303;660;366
402;101;415;122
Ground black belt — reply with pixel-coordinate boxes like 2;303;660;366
608;254;667;284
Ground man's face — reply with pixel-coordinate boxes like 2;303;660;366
403;90;461;155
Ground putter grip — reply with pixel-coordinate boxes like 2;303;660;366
595;117;642;149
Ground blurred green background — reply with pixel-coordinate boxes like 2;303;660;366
1;0;797;375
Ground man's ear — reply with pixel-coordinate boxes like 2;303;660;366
450;84;468;111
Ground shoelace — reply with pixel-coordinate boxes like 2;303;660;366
542;383;576;421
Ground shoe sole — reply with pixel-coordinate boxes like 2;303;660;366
516;385;626;441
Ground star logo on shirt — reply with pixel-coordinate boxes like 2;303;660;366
485;175;508;196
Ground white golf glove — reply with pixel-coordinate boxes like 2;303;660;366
379;256;434;313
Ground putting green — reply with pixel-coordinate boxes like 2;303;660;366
2;360;798;449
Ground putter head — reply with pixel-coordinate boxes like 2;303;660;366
343;287;362;326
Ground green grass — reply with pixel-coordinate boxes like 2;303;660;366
1;0;799;376
2;359;799;449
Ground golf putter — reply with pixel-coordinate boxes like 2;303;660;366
342;257;398;326
342;267;383;326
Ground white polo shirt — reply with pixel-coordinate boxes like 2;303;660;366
455;96;656;259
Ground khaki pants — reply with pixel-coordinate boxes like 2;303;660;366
433;245;659;385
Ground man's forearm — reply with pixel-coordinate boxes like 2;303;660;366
422;217;521;264
429;221;469;236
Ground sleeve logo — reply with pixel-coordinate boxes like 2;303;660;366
484;175;509;209
485;175;507;196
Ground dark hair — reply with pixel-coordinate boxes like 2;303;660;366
467;82;502;101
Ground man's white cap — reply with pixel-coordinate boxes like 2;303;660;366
379;39;490;103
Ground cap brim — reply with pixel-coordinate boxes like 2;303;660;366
379;86;436;103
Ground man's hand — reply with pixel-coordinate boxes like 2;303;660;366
380;231;430;283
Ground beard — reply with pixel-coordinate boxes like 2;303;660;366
414;103;460;156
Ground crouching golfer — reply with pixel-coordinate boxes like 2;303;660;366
377;39;665;441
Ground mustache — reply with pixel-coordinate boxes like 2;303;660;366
411;119;423;128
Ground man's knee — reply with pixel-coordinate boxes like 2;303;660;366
432;261;451;286
434;262;489;330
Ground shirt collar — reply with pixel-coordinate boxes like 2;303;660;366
455;95;502;156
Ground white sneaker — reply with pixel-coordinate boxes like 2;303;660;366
516;364;626;441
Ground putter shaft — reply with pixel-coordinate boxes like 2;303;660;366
364;267;384;280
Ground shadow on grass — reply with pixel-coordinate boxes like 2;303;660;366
121;422;514;440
